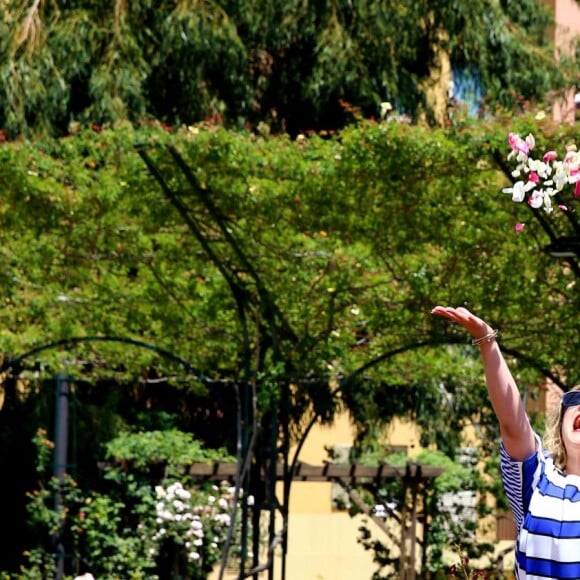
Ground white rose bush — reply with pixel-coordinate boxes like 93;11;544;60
21;429;248;579
152;480;250;575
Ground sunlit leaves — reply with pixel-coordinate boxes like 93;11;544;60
0;117;577;431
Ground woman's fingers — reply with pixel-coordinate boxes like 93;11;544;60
431;306;469;322
431;305;486;336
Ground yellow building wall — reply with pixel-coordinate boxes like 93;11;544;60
285;413;421;515
275;413;421;579
210;409;521;579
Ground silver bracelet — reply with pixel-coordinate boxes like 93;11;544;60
471;329;498;346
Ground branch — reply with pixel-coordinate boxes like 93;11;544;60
13;0;43;55
334;477;408;547
241;526;286;578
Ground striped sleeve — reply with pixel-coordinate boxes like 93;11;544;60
499;434;542;531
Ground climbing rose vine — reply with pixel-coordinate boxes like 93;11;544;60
152;480;253;574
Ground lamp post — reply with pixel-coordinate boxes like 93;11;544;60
53;374;69;579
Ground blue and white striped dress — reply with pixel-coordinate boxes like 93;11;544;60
500;433;580;579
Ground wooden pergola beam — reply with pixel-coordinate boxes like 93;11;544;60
184;460;444;483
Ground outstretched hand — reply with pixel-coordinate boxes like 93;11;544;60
432;306;536;461
431;306;494;341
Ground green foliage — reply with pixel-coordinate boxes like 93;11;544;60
0;0;574;137
20;429;238;579
0;116;577;436
0;116;578;574
105;429;234;468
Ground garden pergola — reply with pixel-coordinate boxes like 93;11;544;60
136;143;451;580
184;458;444;580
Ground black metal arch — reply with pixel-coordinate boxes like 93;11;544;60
291;335;572;474
0;335;207;383
284;335;573;578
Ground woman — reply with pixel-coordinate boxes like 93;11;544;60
431;306;580;579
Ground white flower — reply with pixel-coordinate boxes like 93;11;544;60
380;102;393;119
177;488;191;500
173;500;186;511
167;482;183;497
214;513;231;526
158;509;173;520
373;505;387;517
527;190;544;209
527;158;551;179
502;180;535;202
504;132;578;220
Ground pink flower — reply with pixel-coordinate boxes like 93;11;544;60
504;132;577;221
515;223;525;232
508;133;531;154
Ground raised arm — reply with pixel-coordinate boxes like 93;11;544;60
431;306;535;461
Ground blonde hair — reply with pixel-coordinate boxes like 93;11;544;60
543;385;580;472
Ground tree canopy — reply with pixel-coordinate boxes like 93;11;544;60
0;0;576;138
0;1;579;574
0;112;578;575
1;116;578;433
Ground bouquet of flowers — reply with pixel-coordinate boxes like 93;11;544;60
502;132;579;230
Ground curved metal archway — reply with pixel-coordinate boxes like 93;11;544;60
1;335;213;579
285;337;573;578
290;336;571;485
0;335;207;379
